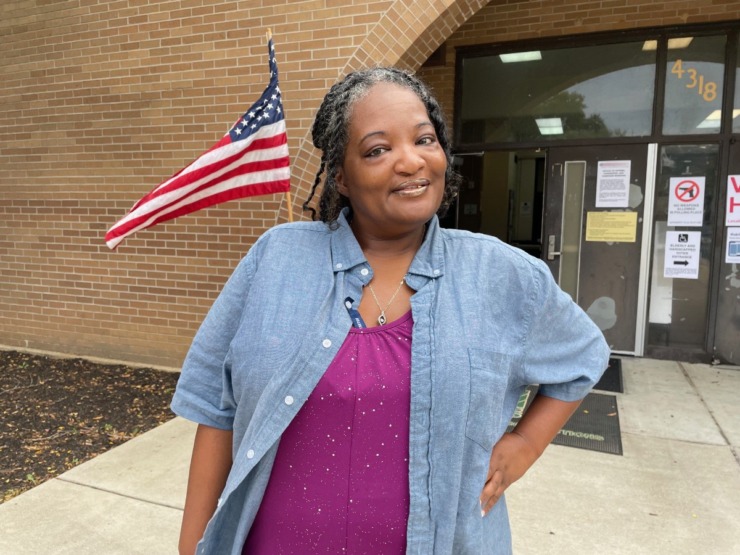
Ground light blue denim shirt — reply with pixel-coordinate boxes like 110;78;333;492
171;209;610;554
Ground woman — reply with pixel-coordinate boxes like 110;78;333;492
172;67;610;555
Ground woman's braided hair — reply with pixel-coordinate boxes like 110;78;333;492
302;67;460;224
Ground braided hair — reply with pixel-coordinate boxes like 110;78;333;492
302;67;460;224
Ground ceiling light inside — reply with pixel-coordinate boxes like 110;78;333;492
696;109;740;129
642;37;694;51
536;117;564;135
500;51;542;63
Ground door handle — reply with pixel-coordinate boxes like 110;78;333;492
547;234;561;260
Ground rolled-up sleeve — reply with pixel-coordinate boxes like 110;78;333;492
520;259;611;401
171;247;260;430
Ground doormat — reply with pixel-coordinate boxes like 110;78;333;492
507;386;623;456
594;357;623;393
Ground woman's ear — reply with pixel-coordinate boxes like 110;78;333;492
335;168;349;197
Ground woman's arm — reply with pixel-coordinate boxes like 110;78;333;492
179;424;234;555
479;394;581;516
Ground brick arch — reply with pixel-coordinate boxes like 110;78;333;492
278;0;489;224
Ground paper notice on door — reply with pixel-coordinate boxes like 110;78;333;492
595;160;631;208
664;231;700;279
585;211;637;242
726;227;740;264
727;175;740;226
668;176;705;227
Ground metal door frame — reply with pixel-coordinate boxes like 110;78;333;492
633;143;659;357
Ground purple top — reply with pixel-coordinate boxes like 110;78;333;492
242;311;413;554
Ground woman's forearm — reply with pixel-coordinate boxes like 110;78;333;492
512;394;582;457
179;424;233;555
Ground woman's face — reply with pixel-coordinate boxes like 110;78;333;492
336;81;447;239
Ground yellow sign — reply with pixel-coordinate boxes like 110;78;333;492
586;211;637;243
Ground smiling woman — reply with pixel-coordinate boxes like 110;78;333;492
170;67;610;555
336;82;447;242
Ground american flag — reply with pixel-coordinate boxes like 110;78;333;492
105;37;290;250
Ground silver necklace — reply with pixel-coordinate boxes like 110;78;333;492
366;278;405;325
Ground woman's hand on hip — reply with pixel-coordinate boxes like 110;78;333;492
478;394;583;516
479;431;539;517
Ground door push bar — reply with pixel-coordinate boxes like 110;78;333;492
547;234;561;261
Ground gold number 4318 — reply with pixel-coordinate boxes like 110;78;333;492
671;59;717;102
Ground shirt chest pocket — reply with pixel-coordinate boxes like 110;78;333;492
465;349;512;452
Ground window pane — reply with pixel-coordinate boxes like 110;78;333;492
648;144;718;349
735;34;740;133
663;35;725;135
460;41;656;144
559;161;586;300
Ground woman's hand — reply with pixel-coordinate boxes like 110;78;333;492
479;431;539;516
479;393;583;516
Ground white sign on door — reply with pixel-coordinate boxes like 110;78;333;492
727;228;740;264
727;175;740;226
664;231;701;279
668;177;705;227
595;160;631;208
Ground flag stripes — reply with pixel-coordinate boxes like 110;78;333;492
106;36;289;250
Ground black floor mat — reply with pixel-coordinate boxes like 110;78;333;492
508;386;623;456
594;357;624;393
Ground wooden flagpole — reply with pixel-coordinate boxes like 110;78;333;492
266;28;293;223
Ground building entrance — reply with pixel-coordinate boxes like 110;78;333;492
447;145;651;355
544;145;649;354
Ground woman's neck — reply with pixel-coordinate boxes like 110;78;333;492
351;223;426;262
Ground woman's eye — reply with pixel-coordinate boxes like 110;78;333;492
366;147;385;157
418;136;436;145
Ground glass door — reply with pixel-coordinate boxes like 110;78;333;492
544;145;649;353
646;144;719;359
710;141;739;364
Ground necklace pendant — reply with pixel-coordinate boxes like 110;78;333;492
377;312;387;326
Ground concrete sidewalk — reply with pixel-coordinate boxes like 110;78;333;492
1;358;738;554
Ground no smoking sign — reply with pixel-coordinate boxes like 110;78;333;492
668;176;705;227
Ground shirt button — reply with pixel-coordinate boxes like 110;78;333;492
360;268;369;276
322;338;332;348
284;395;295;405
433;269;441;275
335;263;343;269
246;449;255;459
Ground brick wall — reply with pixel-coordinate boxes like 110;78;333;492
0;0;482;367
1;0;737;368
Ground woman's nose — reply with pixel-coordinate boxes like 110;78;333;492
394;144;426;175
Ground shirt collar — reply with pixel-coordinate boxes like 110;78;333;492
330;207;445;280
329;208;368;273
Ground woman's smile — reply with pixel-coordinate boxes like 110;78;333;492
391;178;430;197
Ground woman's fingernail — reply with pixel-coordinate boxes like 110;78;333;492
481;509;486;517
